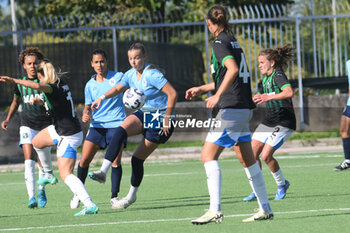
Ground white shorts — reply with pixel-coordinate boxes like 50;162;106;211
205;108;253;148
252;124;293;150
19;126;40;146
48;125;83;159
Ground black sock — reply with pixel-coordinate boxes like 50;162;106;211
111;165;123;198
77;164;89;184
131;156;144;187
105;126;127;162
342;137;350;160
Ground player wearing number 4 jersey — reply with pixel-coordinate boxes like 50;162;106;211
239;45;296;202
187;5;273;225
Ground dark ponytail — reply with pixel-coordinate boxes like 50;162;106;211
259;45;294;71
207;5;232;36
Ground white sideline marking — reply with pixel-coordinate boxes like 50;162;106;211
0;207;349;231
0;182;23;186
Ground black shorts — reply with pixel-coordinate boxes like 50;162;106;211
85;127;127;149
342;105;350;118
133;110;174;144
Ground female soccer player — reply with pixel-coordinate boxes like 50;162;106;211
70;49;126;209
1;48;52;208
0;60;99;216
241;45;295;202
89;42;177;209
185;5;273;224
334;41;350;171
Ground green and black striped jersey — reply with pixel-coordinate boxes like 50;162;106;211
44;79;81;136
259;69;296;130
211;32;255;116
14;76;52;130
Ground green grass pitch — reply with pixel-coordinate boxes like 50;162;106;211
0;151;349;233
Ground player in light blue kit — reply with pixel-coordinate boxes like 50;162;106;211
90;42;177;209
335;41;350;171
70;49;126;209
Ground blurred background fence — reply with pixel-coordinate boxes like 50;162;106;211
0;2;349;128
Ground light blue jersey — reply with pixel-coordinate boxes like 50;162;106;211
121;64;168;112
85;70;126;128
346;60;350;106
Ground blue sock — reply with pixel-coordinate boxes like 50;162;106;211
105;127;127;162
77;164;89;184
131;156;144;187
111;165;122;198
342;137;350;160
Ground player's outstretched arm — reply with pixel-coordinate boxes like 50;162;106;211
0;76;51;93
185;83;215;100
91;83;128;111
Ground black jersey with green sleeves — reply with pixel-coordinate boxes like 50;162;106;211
261;69;296;130
211;32;255;111
13;76;52;130
44;79;81;136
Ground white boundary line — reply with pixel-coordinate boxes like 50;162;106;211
0;207;349;232
0;160;340;186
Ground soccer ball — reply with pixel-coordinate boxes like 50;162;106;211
123;88;146;110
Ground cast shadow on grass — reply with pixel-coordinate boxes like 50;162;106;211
281;211;350;220
96;194;259;214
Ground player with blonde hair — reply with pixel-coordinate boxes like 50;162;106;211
0;60;99;216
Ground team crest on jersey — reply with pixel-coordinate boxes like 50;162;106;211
22;133;29;139
266;81;272;89
109;78;116;86
142;79;147;87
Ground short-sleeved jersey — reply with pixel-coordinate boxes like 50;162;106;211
260;69;296;130
85;70;126;128
44;79;81;136
14;76;52;130
211;32;255;113
121;64;168;112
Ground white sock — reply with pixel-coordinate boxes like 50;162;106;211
204;160;221;212
64;174;95;207
34;147;52;174
272;169;285;186
24;160;36;199
126;185;138;201
345;159;350;163
244;162;271;213
38;166;45;190
100;159;112;174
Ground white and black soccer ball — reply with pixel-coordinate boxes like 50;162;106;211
123;88;146;110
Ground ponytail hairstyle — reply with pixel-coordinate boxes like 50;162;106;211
37;59;60;85
259;44;295;71
207;5;232;37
